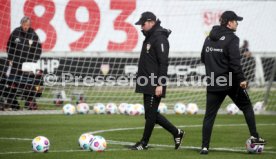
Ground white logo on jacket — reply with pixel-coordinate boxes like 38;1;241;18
206;46;223;53
146;43;151;53
206;46;210;52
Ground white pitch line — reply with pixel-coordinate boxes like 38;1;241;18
0;151;34;155
107;139;276;154
86;123;276;154
88;123;276;134
0;148;134;155
0;137;32;141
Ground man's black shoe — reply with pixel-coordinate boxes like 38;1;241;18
174;129;185;150
200;147;208;155
250;136;266;145
130;142;148;150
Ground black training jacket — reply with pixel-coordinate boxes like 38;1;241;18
201;25;246;92
7;27;42;65
135;20;171;97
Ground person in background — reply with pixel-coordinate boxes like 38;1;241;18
240;40;255;83
4;16;42;110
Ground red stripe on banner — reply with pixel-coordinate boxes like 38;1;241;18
0;0;11;52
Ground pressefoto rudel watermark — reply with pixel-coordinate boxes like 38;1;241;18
44;72;233;87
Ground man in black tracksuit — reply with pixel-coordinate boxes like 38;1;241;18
200;11;266;154
3;16;42;110
131;12;184;150
7;17;42;75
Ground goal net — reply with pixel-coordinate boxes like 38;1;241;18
0;0;276;112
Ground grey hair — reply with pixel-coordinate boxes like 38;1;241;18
20;16;31;25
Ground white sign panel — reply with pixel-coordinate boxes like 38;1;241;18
8;0;276;53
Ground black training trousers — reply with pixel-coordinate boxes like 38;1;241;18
141;94;178;144
202;86;259;149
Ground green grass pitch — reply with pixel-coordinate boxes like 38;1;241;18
0;114;275;159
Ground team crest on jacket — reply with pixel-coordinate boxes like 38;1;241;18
29;39;33;46
15;38;20;43
146;43;151;53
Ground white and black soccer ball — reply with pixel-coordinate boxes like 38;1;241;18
76;103;90;114
32;136;50;153
93;103;106;114
129;104;144;116
106;103;118;114
246;137;264;154
89;136;107;152
125;104;133;115
78;133;94;150
226;103;239;115
253;101;264;114
118;103;128;114
186;103;199;115
174;102;186;114
158;102;168;114
62;104;76;115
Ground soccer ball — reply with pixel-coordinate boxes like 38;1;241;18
118;103;128;114
76;103;90;114
246;137;264;153
89;136;107;152
174;102;186;114
158;103;168;114
32;136;50;153
253;101;264;114
93;103;106;114
129;104;144;116
226;103;239;115
62;104;76;115
136;104;145;115
125;104;134;115
78;133;94;150
106;103;118;114
186;103;199;115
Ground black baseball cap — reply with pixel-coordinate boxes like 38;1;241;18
135;11;156;25
220;11;243;25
